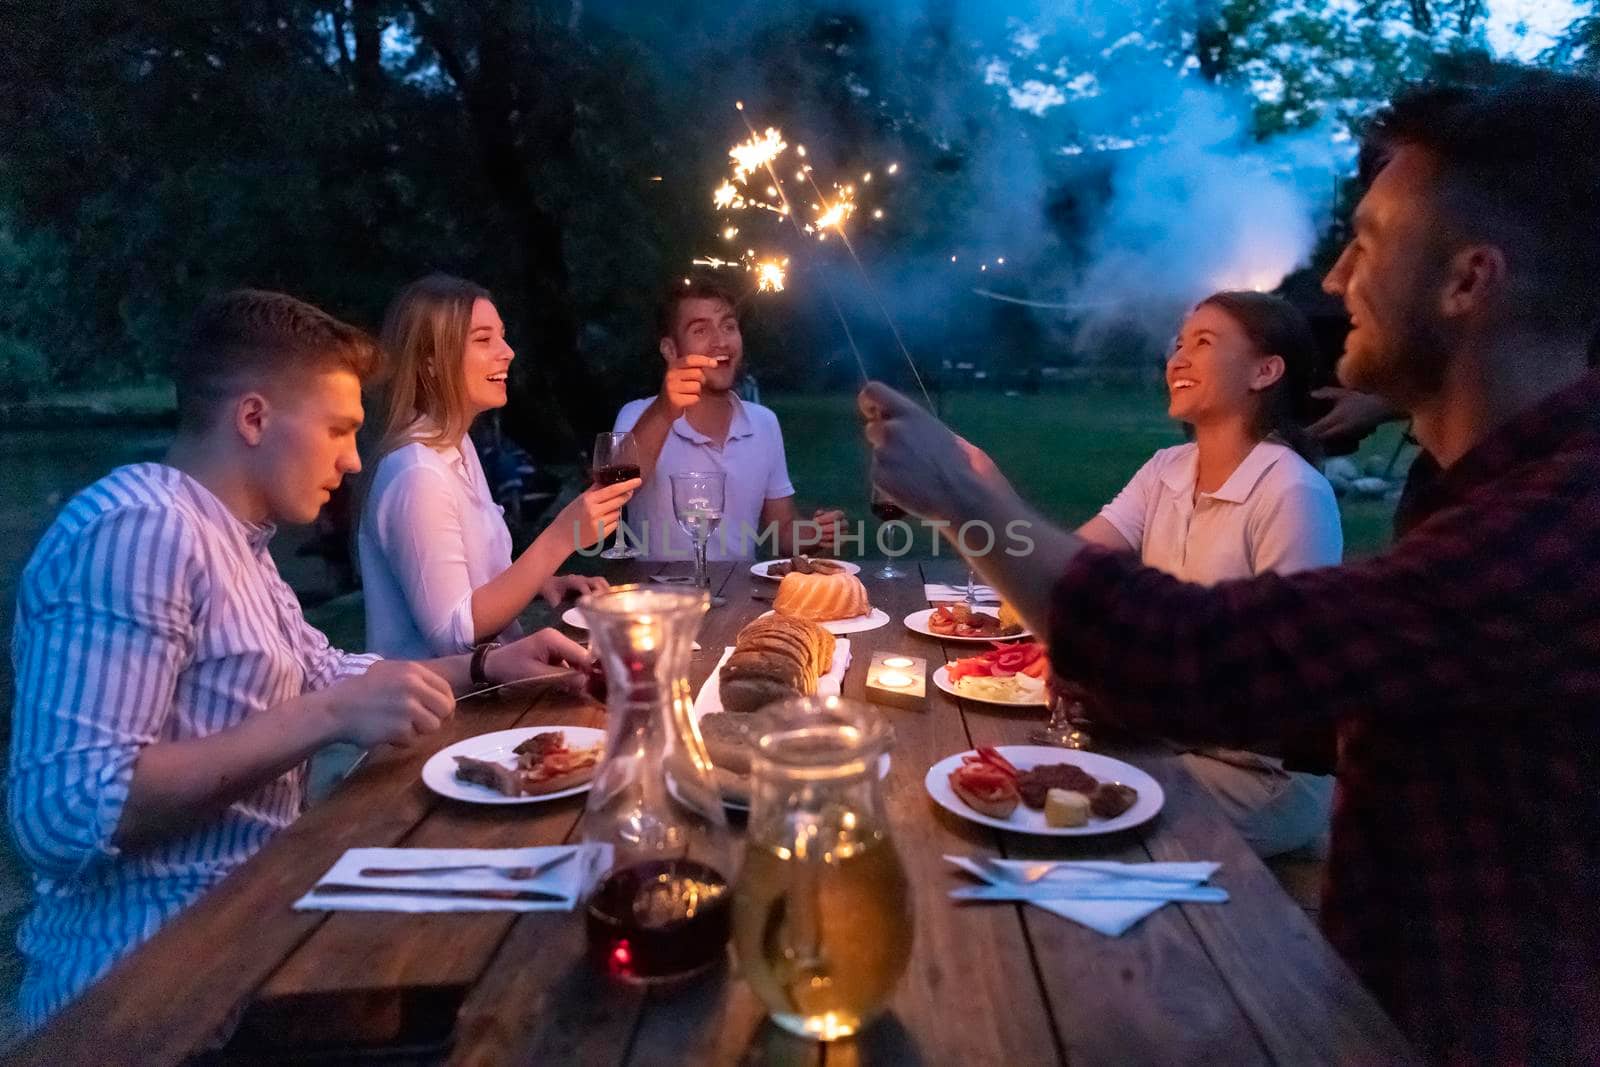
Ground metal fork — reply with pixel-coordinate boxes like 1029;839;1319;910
358;849;577;881
972;856;1200;886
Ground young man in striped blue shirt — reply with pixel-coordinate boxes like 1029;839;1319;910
6;290;589;1026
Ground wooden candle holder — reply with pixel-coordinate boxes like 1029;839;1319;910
864;650;926;710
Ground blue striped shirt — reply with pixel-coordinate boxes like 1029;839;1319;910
7;463;378;1027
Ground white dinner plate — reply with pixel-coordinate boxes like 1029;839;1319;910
924;746;1164;837
750;558;862;580
757;607;890;635
903;607;1031;643
932;665;1048;708
422;726;604;806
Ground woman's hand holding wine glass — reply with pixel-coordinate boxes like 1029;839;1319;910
593;432;643;559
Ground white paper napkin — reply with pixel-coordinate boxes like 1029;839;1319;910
945;856;1223;936
692;639;852;720
294;844;608;913
924;583;999;604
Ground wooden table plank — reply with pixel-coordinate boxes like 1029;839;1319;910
920;559;1415;1065
254;700;601;998
1136;757;1418;1065
917;560;1269;1066
445;562;746;1066
785;566;1066;1067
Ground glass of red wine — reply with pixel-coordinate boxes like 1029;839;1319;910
593;432;642;559
869;486;908;581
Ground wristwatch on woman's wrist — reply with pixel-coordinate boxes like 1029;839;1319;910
470;642;502;687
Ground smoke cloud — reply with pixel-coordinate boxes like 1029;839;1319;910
586;0;1352;367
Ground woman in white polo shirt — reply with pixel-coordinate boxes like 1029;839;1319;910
1077;290;1342;857
359;274;640;659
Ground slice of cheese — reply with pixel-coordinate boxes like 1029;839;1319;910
1044;788;1090;828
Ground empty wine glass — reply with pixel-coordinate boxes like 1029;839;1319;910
671;471;726;607
869;486;907;581
593;432;642;560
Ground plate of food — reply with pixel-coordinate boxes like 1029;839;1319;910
904;603;1029;642
751;555;861;580
423;727;604;805
933;642;1050;707
763;568;888;634
924;745;1163;837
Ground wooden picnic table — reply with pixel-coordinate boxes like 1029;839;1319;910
13;559;1416;1066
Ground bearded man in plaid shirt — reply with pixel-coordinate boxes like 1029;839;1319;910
863;69;1600;1065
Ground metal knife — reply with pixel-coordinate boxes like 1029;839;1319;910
456;669;583;703
310;882;567;903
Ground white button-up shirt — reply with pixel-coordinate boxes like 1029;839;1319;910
612;396;796;561
1098;440;1343;583
8;463;378;1027
358;427;520;658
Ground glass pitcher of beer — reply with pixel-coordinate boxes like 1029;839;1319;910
577;584;735;983
734;696;913;1041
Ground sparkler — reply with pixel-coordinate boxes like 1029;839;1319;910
687;102;928;406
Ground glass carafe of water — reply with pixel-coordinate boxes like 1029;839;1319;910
577;584;735;983
734;696;913;1040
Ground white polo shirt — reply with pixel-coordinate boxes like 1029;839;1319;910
1098;440;1342;583
613;395;796;561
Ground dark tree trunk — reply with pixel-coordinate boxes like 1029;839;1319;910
405;0;605;459
352;0;383;94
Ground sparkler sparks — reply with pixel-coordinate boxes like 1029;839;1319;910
756;259;788;292
730;128;788;183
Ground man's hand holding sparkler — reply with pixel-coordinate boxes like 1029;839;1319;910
859;381;1088;637
858;382;1017;523
661;353;718;414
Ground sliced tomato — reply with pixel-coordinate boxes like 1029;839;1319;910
974;746;1020;778
951;762;1017;795
1020;655;1050;679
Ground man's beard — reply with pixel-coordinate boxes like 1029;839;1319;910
1340;310;1453;411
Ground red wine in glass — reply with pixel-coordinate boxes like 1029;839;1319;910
586;859;732;982
870;498;907;521
593;463;642;487
594;432;642;559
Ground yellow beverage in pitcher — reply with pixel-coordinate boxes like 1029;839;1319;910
733;832;913;1040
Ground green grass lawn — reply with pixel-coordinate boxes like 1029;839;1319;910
766;387;1410;559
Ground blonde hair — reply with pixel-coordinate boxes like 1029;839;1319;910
373;273;493;460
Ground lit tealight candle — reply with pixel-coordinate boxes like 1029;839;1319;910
883;656;915;669
877;670;914;689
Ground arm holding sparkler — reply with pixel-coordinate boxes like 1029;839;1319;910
626;353;718;483
859;382;1084;637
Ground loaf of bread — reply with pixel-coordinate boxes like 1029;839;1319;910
718;615;836;714
772;571;870;622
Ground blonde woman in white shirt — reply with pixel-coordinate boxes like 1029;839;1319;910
1077;290;1342;857
360;274;639;659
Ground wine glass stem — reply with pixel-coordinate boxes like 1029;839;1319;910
694;539;709;591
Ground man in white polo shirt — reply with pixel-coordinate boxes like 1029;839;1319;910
613;278;844;560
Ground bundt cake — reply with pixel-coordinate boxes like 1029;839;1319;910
772;570;870;622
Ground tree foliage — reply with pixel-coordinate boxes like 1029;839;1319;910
0;0;1585;443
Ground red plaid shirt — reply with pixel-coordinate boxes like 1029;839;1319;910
1049;371;1600;1065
